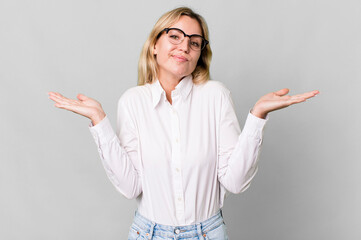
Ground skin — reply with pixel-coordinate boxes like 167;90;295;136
48;16;319;124
153;16;202;104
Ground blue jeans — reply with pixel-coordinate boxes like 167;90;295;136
128;209;228;240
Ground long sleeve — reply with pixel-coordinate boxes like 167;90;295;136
217;90;268;195
87;77;267;224
89;97;142;199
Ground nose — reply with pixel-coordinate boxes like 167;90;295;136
178;37;191;53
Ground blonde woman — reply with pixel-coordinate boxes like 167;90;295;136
48;7;318;240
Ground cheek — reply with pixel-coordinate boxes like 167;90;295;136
156;46;176;64
155;39;175;56
190;53;201;67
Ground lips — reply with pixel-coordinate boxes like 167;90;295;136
172;55;188;62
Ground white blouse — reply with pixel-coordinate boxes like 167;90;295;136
89;75;268;226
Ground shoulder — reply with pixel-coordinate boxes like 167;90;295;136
195;80;231;97
118;84;151;106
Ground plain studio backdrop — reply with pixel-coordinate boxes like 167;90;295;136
1;0;360;239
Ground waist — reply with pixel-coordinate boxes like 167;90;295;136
131;209;225;238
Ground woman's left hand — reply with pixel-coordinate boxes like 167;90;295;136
251;88;319;119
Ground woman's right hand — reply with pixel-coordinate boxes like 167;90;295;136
48;92;106;126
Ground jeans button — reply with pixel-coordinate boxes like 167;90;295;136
174;228;180;234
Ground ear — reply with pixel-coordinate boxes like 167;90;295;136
153;40;159;55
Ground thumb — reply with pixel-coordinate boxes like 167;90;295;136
274;88;289;96
77;93;89;101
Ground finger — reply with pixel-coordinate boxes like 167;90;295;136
48;92;68;101
308;90;320;97
54;102;81;113
292;90;319;100
287;90;320;105
288;97;307;105
77;93;90;101
48;92;60;100
50;94;81;107
49;92;65;98
274;88;289;96
48;93;65;103
49;92;77;103
49;94;70;104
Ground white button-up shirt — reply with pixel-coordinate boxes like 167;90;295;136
89;75;268;226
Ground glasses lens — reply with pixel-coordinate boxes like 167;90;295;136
166;28;206;51
167;29;184;44
189;36;203;51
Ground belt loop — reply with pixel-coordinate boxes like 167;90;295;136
196;223;205;240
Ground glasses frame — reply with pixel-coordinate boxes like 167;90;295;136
160;28;209;51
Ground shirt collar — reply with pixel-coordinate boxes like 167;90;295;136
150;75;193;108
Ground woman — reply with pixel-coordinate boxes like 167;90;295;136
48;7;318;240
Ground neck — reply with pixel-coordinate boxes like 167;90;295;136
158;74;184;105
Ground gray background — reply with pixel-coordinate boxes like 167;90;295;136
1;0;360;239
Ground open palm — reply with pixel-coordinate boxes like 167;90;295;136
48;92;105;125
251;88;319;119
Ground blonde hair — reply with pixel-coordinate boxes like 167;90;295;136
138;7;212;85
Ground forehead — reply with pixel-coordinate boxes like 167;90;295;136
169;15;202;36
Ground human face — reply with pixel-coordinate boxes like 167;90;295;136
154;16;203;83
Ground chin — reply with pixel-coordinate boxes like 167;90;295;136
173;67;193;78
175;72;192;80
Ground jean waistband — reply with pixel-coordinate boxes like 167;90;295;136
131;209;225;239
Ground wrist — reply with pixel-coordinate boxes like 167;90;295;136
251;107;268;119
91;111;106;126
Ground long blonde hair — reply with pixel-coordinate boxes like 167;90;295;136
138;7;212;86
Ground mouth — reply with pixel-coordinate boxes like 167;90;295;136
172;55;188;62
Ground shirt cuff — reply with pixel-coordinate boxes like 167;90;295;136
242;110;269;139
89;115;117;146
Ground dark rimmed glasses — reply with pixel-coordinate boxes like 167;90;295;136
160;28;209;51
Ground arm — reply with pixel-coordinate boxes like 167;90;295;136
217;91;267;194
89;103;142;199
217;88;319;194
48;92;142;199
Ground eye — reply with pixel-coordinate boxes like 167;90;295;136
169;35;180;40
191;41;200;47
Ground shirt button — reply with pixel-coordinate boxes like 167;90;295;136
178;197;182;201
175;138;179;143
176;168;180;172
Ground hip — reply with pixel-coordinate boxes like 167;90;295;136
128;209;228;240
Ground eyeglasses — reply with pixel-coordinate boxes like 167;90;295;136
160;28;209;51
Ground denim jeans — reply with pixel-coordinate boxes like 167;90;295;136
128;209;228;240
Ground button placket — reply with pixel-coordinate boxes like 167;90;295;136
170;106;185;223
